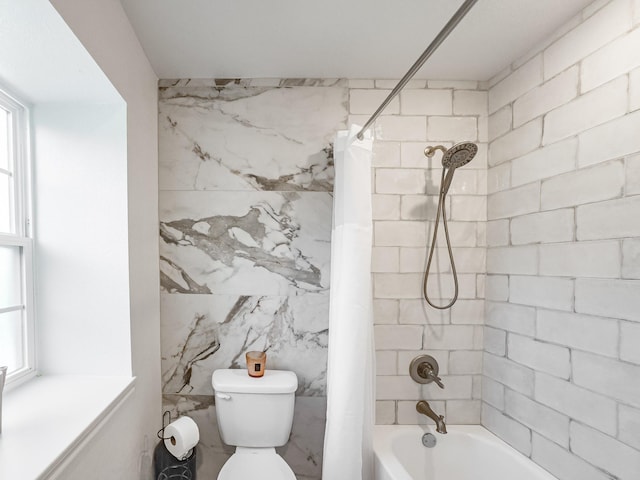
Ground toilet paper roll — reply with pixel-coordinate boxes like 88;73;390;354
164;416;199;460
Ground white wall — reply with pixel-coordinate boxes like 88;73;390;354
46;0;161;478
484;1;640;479
34;103;131;376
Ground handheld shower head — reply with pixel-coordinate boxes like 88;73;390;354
422;140;479;310
424;141;477;195
441;142;478;169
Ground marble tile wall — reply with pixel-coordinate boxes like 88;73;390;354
158;79;347;479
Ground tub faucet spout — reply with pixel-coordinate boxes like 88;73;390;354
416;400;447;434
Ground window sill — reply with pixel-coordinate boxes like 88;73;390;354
0;375;135;479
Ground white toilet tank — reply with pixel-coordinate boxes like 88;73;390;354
212;369;297;448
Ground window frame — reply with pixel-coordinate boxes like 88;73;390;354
0;86;36;388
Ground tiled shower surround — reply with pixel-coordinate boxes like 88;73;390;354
483;1;640;479
158;1;640;477
158;77;489;478
350;80;489;425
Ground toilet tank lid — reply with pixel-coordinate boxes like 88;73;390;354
212;369;297;394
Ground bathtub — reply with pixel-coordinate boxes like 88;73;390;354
374;425;558;480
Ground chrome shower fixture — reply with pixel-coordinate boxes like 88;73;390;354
425;142;478;195
428;142;478;169
423;142;478;309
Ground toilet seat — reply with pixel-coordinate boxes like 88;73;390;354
217;447;296;480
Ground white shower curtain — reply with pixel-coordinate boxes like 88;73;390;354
322;125;375;480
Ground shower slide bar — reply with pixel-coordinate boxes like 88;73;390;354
356;0;479;140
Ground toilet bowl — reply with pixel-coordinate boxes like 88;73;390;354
212;369;298;480
217;447;296;479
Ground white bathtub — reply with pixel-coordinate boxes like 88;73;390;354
374;425;558;480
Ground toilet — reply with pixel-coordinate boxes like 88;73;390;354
212;368;298;479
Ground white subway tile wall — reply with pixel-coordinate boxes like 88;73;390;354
350;89;399;115
578;109;640;167
488;118;542;166
362;79;488;425
504;389;570;447
543;0;631;80
482;403;533;455
400;89;452;116
446;399;482;424
630;66;640;110
372;141;401;167
488;105;512;142
487;163;511;193
510;138;577;188
618;404;640;450
484;1;640;479
620;321;640;364
487;182;540;219
486;302;536;336
375;400;396;424
534;372;618;435
580;26;640;92
485;275;509;302
509;275;575;311
531;433;614;480
483;326;507;355
489;55;543;114
512;66;579;128
627;154;640;195
569;422;640;480
542;76;628;145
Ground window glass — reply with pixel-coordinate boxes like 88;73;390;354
0;172;12;233
0;245;22;308
0;310;24;372
0;108;8;171
0;88;32;383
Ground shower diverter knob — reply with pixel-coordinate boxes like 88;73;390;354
409;354;444;388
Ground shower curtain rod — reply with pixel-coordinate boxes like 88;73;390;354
356;0;479;140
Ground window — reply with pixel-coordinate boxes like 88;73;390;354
0;87;34;385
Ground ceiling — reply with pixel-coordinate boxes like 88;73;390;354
120;0;595;81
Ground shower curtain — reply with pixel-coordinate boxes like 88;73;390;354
322;125;375;480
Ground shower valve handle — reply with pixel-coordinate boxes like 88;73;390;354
433;377;445;389
415;362;445;389
417;362;445;389
410;355;445;389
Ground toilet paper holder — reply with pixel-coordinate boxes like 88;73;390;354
157;411;174;443
153;410;197;479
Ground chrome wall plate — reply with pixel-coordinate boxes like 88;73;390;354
409;354;440;385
